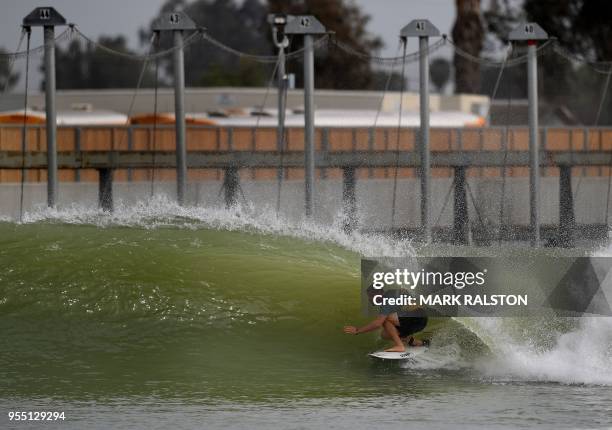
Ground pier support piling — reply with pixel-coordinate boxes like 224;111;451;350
559;166;575;247
98;168;113;212
223;167;239;209
453;166;468;244
342;167;357;233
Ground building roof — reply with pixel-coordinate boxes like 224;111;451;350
0;108;128;125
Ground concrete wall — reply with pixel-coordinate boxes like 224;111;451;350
1;177;608;229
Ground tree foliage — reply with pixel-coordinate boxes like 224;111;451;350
483;0;612;125
141;0;272;88
49;36;157;90
485;0;612;62
430;57;451;93
267;0;383;89
452;0;484;94
43;0;393;92
0;48;20;91
143;0;383;89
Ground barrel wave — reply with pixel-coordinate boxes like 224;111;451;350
2;199;612;411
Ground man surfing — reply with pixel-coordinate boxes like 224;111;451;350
343;285;429;352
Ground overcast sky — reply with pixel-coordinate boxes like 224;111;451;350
0;0;457;92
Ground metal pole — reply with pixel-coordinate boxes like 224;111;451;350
284;14;325;219
173;30;187;206
151;12;196;203
277;47;286;182
508;22;547;245
277;47;286;151
419;36;431;243
303;34;315;218
44;26;57;207
527;41;540;246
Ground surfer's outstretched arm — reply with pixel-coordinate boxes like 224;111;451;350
343;315;386;335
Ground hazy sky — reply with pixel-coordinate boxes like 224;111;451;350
0;0;457;92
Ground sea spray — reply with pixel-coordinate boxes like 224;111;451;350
471;317;612;385
17;194;415;258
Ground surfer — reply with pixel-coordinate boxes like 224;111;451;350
343;286;429;352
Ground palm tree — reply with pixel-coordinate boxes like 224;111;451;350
452;0;484;94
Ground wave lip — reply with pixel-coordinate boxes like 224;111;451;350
13;195;415;258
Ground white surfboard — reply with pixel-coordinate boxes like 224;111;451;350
369;347;429;361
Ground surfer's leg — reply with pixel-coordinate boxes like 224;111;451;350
380;313;400;339
382;317;405;352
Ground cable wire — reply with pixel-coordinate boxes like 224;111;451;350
149;35;160;197
433;175;456;229
466;180;487;229
275;78;289;217
446;36;553;68
552;43;612;74
482;43;513;124
245;55;282;202
73;26;202;61
364;41;403;180
390;40;408;228
598;66;612;224
217;53;283;206
111;33;158;191
202;32;329;63
334;37;446;64
497;93;514;245
275;40;291;217
0;27;72;61
2;29;26;94
572;63;612;208
372;41;403;130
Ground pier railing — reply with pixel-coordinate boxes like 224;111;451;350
1;125;612;182
2;124;612;245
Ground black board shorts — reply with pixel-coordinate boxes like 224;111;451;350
396;316;428;338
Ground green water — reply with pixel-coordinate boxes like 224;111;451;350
1;222;611;429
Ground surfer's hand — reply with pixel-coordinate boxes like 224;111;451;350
343;326;358;335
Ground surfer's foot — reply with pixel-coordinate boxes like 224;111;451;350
384;345;406;352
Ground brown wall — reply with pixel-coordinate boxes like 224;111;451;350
1;126;612;183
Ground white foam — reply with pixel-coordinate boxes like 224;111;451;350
14;194;415;258
400;343;465;370
472;317;612;385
